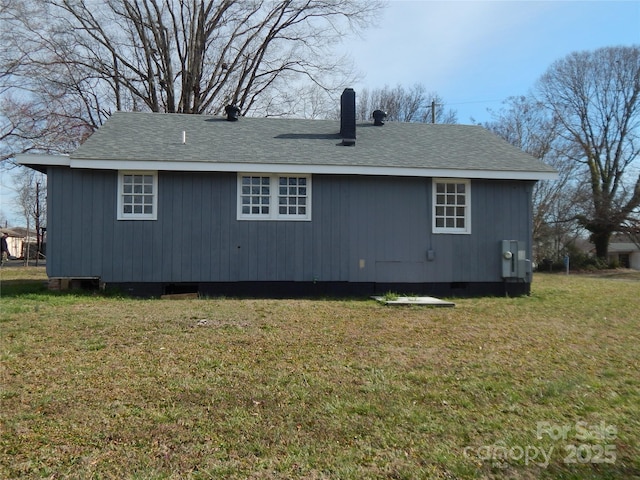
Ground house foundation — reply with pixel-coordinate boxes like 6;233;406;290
103;280;531;299
48;277;101;292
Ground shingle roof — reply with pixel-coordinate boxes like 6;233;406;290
68;111;556;179
608;243;640;253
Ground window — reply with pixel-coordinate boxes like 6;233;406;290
240;175;271;217
278;176;308;216
238;174;311;220
117;171;158;220
433;178;470;234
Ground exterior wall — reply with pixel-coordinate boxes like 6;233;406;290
346;176;533;284
46;167;534;289
6;237;23;258
609;251;640;270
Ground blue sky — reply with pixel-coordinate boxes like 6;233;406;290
1;0;639;226
346;0;640;124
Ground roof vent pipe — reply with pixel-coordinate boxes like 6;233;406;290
225;105;240;121
372;110;387;126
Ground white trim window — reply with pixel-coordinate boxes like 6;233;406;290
238;173;311;221
432;178;470;234
117;171;158;220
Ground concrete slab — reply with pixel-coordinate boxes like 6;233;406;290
372;296;455;307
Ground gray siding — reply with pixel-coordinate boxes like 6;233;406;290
46;168;533;284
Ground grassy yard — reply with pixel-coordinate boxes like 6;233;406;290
0;268;638;479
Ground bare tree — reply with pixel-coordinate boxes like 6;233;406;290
357;84;457;124
535;46;640;259
1;1;100;161
1;0;383;164
15;168;47;264
2;0;381;114
485;95;582;262
1;95;93;162
624;215;640;248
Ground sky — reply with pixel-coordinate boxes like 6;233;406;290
345;0;640;124
1;0;639;226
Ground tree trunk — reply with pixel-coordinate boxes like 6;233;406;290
590;229;611;261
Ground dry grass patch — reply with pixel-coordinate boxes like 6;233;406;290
1;268;639;479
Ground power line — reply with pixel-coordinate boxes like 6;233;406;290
446;99;505;106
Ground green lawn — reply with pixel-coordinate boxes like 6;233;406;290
1;268;639;479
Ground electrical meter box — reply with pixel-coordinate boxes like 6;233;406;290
501;240;529;280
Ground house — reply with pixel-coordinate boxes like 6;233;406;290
18;89;557;297
607;242;640;270
0;228;19;259
0;227;42;260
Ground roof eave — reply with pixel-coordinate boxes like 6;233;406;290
16;153;558;181
15;153;71;170
60;157;559;181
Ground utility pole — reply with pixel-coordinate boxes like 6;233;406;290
431;99;436;124
35;181;41;267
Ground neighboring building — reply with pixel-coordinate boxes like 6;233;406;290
0;227;42;260
18;89;557;297
607;242;640;270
